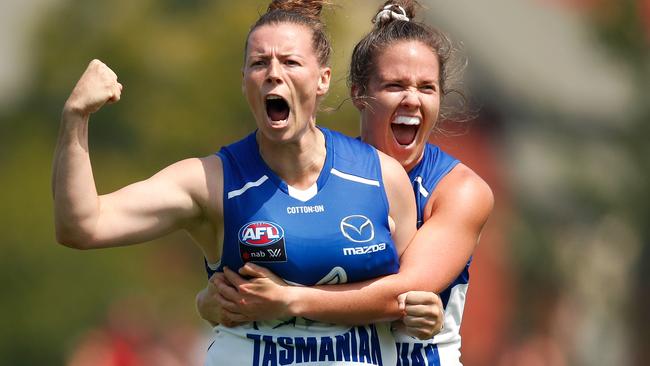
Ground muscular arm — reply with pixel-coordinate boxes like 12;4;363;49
53;60;217;250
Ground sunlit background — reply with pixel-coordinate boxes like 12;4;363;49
1;0;648;365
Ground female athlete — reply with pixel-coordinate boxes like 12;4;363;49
53;0;423;364
196;1;494;365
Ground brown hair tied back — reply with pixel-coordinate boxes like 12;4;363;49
246;0;332;66
268;0;324;21
350;0;467;124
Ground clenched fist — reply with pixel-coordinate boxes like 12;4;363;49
395;291;444;340
64;59;123;116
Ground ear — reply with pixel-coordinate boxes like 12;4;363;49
241;68;245;94
351;84;364;111
316;67;331;96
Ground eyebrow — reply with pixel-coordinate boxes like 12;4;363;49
248;52;304;59
379;76;439;85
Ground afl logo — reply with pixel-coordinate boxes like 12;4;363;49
238;221;284;246
340;215;374;243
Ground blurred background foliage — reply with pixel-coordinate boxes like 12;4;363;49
0;0;648;365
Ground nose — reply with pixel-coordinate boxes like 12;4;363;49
265;60;283;85
400;89;421;109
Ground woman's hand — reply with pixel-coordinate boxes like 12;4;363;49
216;263;295;321
393;291;444;340
64;59;123;116
196;273;251;327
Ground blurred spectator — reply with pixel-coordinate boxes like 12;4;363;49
66;296;205;366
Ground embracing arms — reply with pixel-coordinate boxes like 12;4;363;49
283;163;494;321
196;162;493;330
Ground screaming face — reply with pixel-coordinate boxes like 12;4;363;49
243;23;330;143
357;40;441;172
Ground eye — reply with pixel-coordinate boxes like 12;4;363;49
385;83;403;91
419;84;437;93
284;59;301;66
250;59;266;67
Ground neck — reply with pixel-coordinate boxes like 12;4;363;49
256;125;326;189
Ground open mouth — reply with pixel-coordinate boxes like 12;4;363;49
265;95;290;122
391;116;420;146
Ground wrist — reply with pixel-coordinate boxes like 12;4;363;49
284;286;304;318
62;100;90;121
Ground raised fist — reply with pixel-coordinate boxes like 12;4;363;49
64;59;123;116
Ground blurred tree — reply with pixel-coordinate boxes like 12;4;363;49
508;1;650;365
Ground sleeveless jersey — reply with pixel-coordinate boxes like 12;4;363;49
204;127;400;366
393;144;468;366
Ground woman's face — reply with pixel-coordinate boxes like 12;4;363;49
243;23;330;143
357;40;441;172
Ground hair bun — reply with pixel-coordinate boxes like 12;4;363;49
374;0;419;26
268;0;326;21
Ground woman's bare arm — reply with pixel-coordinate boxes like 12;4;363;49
53;60;214;249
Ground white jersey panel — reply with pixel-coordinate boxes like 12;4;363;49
205;321;397;366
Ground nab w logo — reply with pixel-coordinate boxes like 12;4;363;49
267;248;282;257
340;215;374;243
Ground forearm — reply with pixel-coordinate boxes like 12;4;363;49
53;108;101;246
286;272;414;325
268;226;468;325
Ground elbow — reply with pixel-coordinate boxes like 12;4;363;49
54;222;95;250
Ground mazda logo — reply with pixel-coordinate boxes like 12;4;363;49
340;215;375;243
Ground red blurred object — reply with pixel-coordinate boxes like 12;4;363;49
431;121;514;366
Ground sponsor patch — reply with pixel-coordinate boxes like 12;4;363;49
238;221;287;263
343;243;387;256
340;215;375;243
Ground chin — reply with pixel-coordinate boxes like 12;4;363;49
391;143;423;171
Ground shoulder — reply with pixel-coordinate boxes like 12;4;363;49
377;150;412;198
377;149;406;178
162;154;224;217
418;143;459;176
325;127;373;155
159;155;222;188
429;163;494;224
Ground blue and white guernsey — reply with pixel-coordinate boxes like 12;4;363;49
393;143;468;366
204;127;400;366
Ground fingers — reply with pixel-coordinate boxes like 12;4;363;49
107;83;122;104
220;309;250;327
402;313;437;328
210;272;234;287
239;262;270;278
66;59;123;114
404;303;438;318
398;291;444;340
223;266;248;287
397;292;408;312
214;288;241;313
404;291;438;305
402;308;441;340
215;272;245;305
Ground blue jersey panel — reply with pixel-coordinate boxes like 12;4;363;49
408;143;460;229
213;127;398;286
